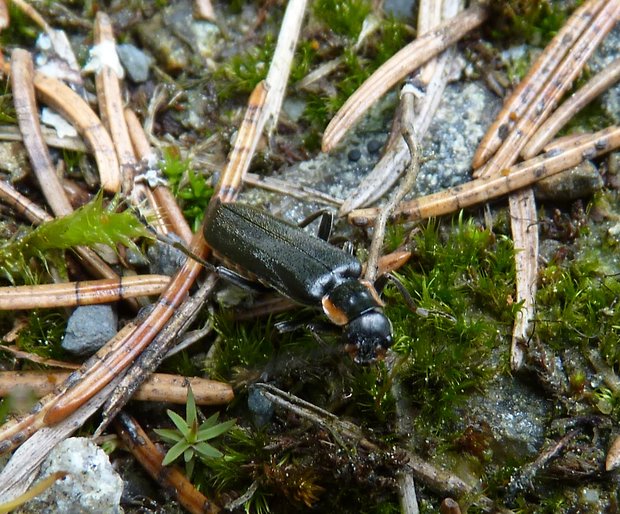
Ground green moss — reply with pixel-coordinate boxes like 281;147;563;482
313;0;372;39
16;310;66;359
0;2;39;46
385;216;516;424
160;146;213;232
536;256;620;361
486;0;569;45
213;35;275;100
0;193;150;284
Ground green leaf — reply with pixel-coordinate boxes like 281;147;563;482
153;428;183;444
167;409;191;439
162;439;190;466
199;412;220;431
196;418;236;441
194;441;223;459
186;386;197;427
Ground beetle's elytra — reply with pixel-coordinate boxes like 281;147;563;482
203;199;392;363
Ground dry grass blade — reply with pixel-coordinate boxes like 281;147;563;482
0;345;78;370
522;57;620;159
32;71;121;192
0;124;87;152
93;11;136;192
12;48;73;216
244;171;342;206
0;371;232;405
321;3;487;153
348;125;620;225
508;189;537;370
474;0;620;178
0;275;171;310
471;0;607;168
115;413;221;514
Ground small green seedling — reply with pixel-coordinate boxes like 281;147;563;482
154;387;235;478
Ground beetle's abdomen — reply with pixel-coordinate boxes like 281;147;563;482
204;200;362;306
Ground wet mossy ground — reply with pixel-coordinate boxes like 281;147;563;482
0;1;619;513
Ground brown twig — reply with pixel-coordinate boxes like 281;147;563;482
348;125;620;225
115;412;221;514
0;275;171;310
0;371;232;406
321;3;488;152
522;57;620;159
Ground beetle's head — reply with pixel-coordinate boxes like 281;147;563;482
343;311;392;364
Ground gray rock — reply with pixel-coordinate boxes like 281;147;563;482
62;304;117;356
534;160;603;201
147;238;187;276
459;375;550;461
21;438;123;514
416;81;501;194
248;386;274;427
117;44;153;83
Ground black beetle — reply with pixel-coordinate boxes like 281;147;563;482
202;199;392;363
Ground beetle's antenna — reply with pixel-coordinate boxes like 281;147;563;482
151;230;216;272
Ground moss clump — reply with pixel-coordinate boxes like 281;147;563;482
486;0;569;45
386;216;517;425
213;35;275;100
160;146;213;232
313;0;372;39
0;194;150;284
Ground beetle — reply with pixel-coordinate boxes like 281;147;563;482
202;199;393;363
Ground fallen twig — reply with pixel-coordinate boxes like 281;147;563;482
0;371;232;405
0;275;171;310
522;57;620;159
348;126;620;225
322;3;488;152
115;412;221;514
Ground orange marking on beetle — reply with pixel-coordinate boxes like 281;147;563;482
321;296;348;326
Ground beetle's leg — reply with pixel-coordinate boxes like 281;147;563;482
215;266;269;293
274;315;337;335
298;209;333;241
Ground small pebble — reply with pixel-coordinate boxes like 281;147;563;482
248;386;274;427
366;139;383;154
117;43;153;83
62;304;117;356
347;148;362;162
